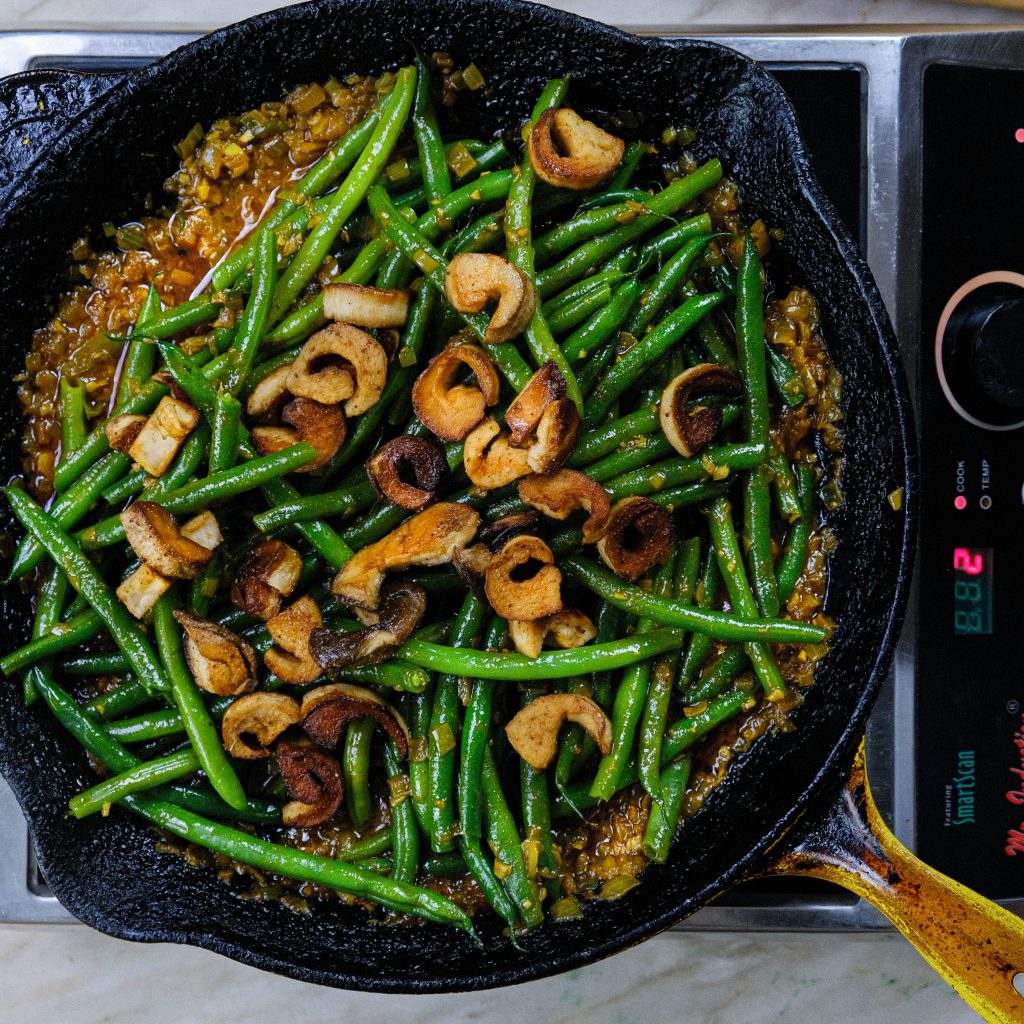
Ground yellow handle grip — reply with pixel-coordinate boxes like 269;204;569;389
769;742;1024;1023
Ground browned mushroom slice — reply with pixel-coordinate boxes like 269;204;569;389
173;610;258;696
452;542;492;601
505;362;567;448
231;538;304;621
221;692;302;759
180;511;223;552
264;596;324;685
527;398;580;473
365;436;446;511
245;364;293;423
128;396;200;477
286;323;386;415
444;252;536;345
120;502;214;580
527;108;626;191
484;534;563;622
104;414;147;455
505;693;612;769
463;417;532;491
300;683;410;758
309;581;426;670
659;363;743;457
477;510;545;552
323;282;411;328
518;470;611;544
277;741;344;827
281;397;347;472
597;496;676;582
508;608;597;659
331;501;480;611
410;344;500;442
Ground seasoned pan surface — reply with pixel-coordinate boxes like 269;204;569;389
0;0;914;991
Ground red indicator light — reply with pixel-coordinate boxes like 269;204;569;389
954;547;985;575
954;495;967;510
1015;128;1024;143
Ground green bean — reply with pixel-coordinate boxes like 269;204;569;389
411;48;451;204
642;756;691;862
457;835;519;931
545;282;612;334
343;719;375;829
582;291;723;429
662;689;750;760
519;683;560;902
211;104;383;290
1;607;105;676
252;479;375;531
366;184;532;389
261;477;354;570
682;645;749;705
542;270;625;318
639;538;700;807
534;197;656;265
104;707;184;744
608;141;646;190
5;488;171;693
705;498;786;701
678;281;738;369
769;453;802;524
116;296;224;345
624;234;716;339
590;558;673;801
677;546;721;691
577;188;651;212
335;827;393;862
458;606;501;839
221;230;276;395
404;684;435;838
59;379;88;458
116;284;162;409
567;407;658;467
535;162;721;298
79;680;151;723
419;851;465;878
580;433;673;484
22;560;70;705
269;67;415;323
744;463;780;617
736;230;770;449
187;547;221;617
766;344;806;407
154;594;248;810
78;443;317;550
383;738;418;884
646;479;732;513
482;746;543;928
63;651;130;676
70;747;201;817
433;594;482;850
775;464;816;602
561;278;641;366
561;554;826;645
603;441;764;499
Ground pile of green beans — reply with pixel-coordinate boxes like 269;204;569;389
4;61;833;942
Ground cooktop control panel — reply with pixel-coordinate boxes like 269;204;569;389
916;64;1024;898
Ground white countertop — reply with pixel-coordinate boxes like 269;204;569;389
0;2;1012;1021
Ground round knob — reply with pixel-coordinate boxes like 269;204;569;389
936;275;1024;430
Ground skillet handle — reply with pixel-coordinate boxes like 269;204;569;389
768;741;1024;1024
0;69;124;203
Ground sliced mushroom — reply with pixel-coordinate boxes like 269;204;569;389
309;581;426;670
221;692;301;759
116;563;170;620
506;362;567;448
323;282;411;328
173;610;258;696
286;323;386;416
596;496;676;581
505;693;612;769
462;417;531;491
484;534;563;622
477;510;545;552
128;395;200;477
231;538;304;621
104;414;147;455
508;608;597;659
250;398;347;473
245;364;293;423
264;595;324;685
180;510;223;552
518;470;611;544
659;363;743;457
277;741;344;827
330;501;480;611
527;108;626;191
301;683;410;758
365;436;446;511
410;344;500;442
120;502;214;580
452;542;492;601
443;252;536;345
527;398;580;473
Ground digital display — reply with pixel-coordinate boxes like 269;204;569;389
953;547;994;635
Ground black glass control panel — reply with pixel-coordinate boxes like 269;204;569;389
917;64;1024;899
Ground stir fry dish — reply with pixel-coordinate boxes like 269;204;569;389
5;56;839;940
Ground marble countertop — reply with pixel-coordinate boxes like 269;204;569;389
0;2;1014;1021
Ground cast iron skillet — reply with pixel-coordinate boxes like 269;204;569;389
1;1;1023;1015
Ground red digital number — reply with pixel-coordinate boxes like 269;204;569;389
954;547;985;576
